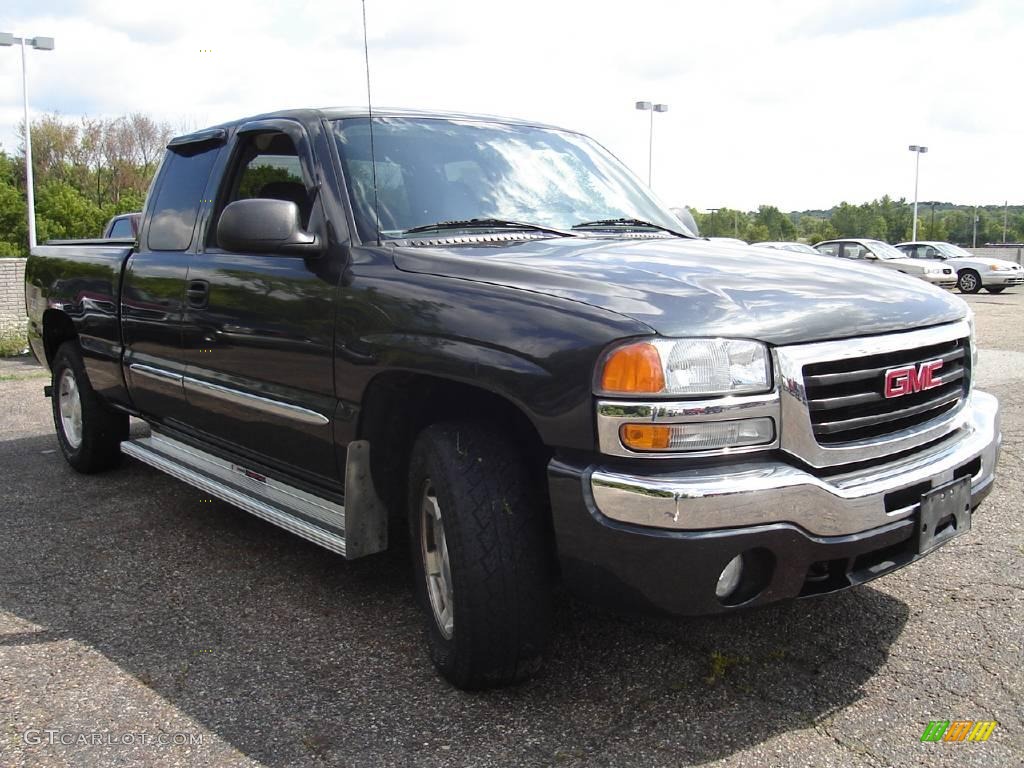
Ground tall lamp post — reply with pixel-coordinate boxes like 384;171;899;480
635;101;668;187
908;144;928;241
1;32;55;250
707;207;720;237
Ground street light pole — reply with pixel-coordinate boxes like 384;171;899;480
707;207;720;237
635;101;668;187
908;145;928;241
1;32;55;251
972;206;978;248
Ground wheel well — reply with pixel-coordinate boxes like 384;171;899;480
42;310;77;366
357;372;550;518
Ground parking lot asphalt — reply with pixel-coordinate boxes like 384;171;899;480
1;292;1022;768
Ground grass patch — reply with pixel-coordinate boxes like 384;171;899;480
0;329;29;357
0;371;48;382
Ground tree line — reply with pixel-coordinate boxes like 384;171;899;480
0;112;1021;256
692;197;1024;245
0;112;173;256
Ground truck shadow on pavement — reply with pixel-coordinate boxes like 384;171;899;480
1;433;910;767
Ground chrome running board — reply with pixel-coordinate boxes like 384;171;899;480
121;433;388;559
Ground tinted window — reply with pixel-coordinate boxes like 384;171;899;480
147;145;220;251
109;218;134;238
213;131;313;234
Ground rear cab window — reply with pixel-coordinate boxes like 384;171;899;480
146;144;222;251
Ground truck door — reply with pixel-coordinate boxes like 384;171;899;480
179;120;341;485
122;134;223;425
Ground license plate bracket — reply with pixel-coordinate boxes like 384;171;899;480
916;477;972;555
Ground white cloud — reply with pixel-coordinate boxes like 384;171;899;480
0;0;1020;211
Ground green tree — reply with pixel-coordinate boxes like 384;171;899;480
34;181;106;242
752;205;796;241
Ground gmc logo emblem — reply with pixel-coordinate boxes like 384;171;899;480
884;360;944;398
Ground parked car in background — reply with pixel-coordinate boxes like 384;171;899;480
814;238;957;290
102;212;142;240
896;241;1023;294
754;241;820;255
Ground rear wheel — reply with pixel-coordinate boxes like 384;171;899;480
408;421;552;689
51;341;128;473
957;270;981;293
984;285;1005;294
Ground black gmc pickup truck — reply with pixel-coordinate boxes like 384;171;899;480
25;108;1001;689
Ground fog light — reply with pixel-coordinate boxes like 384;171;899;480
619;417;774;452
716;555;744;599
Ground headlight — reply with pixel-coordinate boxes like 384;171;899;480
598;338;771;397
989;263;1011;271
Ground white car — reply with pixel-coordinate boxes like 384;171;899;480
896;241;1023;294
814;238;957;290
753;241;821;255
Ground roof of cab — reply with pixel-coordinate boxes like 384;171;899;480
168;107;571;146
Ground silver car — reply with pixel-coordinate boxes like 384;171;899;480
754;241;821;255
896;241;1023;294
814;238;957;290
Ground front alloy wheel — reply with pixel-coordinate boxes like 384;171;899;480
958;270;981;293
420;480;454;639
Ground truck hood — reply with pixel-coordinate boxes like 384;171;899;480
394;237;968;345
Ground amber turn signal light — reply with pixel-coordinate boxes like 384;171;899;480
600;342;665;394
620;424;672;450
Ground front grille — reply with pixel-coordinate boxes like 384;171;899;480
802;336;970;445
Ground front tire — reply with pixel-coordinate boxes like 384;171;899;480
51;341;128;473
958;269;982;293
408;421;553;689
984;285;1005;294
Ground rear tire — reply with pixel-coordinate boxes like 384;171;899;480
51;341;128;473
957;270;981;293
984;285;1005;294
407;420;552;689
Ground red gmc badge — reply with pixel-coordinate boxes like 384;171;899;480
884;360;944;398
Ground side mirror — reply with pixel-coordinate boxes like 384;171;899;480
217;198;322;255
863;252;878;260
669;206;700;236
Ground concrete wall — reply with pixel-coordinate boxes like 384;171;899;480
0;258;28;340
965;246;1023;265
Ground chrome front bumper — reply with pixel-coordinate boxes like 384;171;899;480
589;389;1000;537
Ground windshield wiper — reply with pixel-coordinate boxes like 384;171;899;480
401;218;577;238
572;217;692;238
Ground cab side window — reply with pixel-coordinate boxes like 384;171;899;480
212;131;314;242
147;144;221;251
839;243;866;259
816;243;839;257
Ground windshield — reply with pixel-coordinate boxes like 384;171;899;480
332;117;690;241
864;240;906;260
936;243;974;259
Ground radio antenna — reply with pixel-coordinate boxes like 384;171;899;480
361;0;382;245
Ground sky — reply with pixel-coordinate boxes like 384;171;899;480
0;0;1021;212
